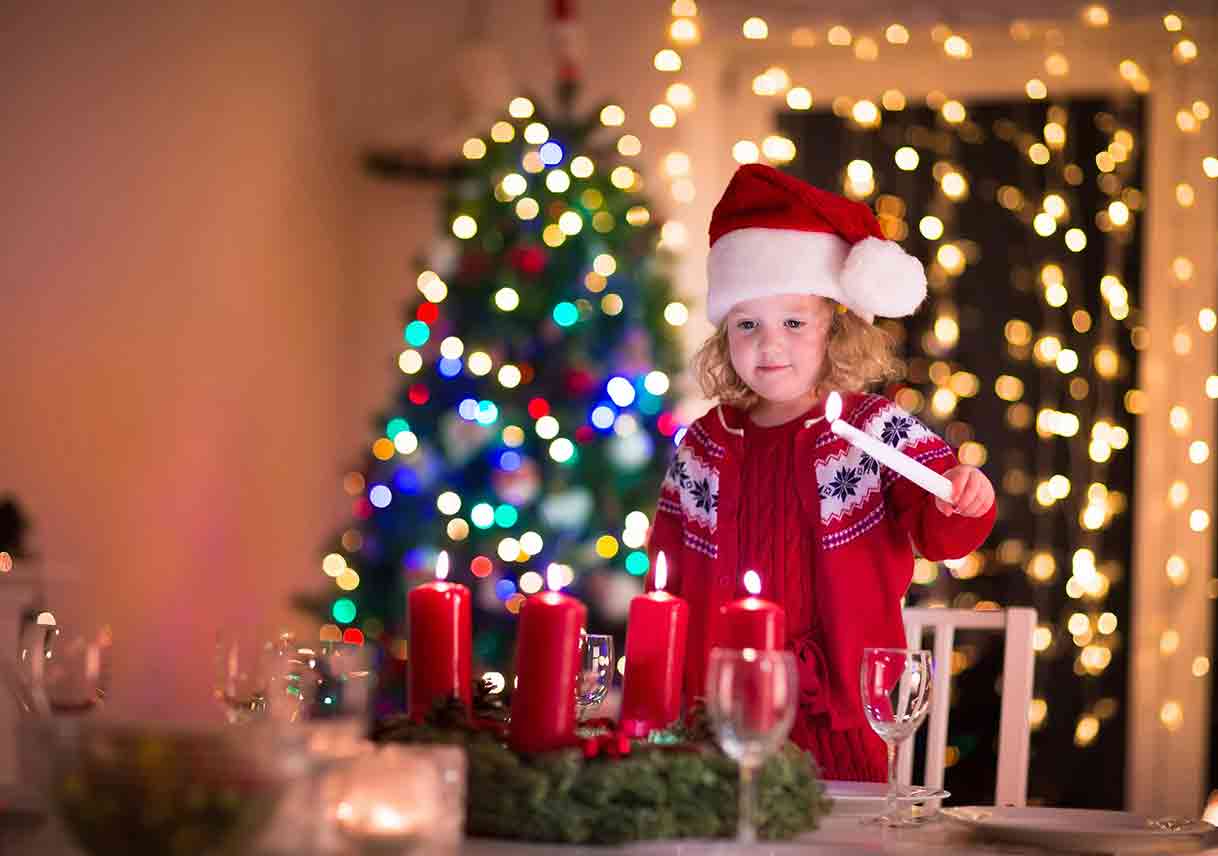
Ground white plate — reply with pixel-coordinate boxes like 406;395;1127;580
942;806;1218;853
824;781;949;815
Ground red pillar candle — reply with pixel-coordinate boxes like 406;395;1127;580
407;551;472;721
509;564;587;753
716;570;785;651
619;552;689;737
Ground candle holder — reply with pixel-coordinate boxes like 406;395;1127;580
330;745;465;855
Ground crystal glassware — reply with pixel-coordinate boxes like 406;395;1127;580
44;719;308;855
22;618;111;716
705;647;799;844
859;647;934;826
575;633;614;719
297;640;377;762
214;632;299;725
270;640;378;853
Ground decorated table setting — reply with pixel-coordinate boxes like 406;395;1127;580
8;550;1218;855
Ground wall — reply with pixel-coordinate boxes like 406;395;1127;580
0;1;362;720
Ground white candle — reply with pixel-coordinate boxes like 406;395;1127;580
824;392;954;503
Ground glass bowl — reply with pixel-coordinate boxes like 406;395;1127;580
40;719;309;855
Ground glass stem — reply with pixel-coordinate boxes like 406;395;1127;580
738;761;758;844
885;739;898;818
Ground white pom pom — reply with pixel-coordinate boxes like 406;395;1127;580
839;236;927;320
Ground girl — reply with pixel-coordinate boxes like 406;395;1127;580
647;164;996;781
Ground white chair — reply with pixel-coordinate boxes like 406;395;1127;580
899;606;1037;807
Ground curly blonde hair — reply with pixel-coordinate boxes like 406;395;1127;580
691;305;901;410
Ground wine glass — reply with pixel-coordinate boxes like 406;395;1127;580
215;632;299;725
22;618;111;716
705;647;799;844
14;603;112;802
859;647;934;826
575;633;614;719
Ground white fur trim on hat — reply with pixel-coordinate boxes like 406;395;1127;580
706;228;849;325
706;228;926;325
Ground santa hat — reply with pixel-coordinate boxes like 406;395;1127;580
706;164;927;325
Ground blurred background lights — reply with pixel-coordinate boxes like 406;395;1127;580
665;83;695;110
368;485;392;508
664;302;689;326
896;147;920;171
742;17;768;39
523;122;549;144
732;140;760;164
787;87;813;110
452;215;477;239
322;553;346;577
644;371;670;395
654;49;682;71
599;105;625;126
607;376;636;407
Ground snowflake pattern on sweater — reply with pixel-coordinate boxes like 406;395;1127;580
814;400;935;525
657;394;956;555
661;444;720;533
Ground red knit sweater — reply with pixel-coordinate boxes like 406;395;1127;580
647;392;996;733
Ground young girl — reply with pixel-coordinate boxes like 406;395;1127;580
647;164;996;781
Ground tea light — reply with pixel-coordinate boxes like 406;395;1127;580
330;745;464;855
335;800;425;852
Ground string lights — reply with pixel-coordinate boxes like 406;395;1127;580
648;4;1216;808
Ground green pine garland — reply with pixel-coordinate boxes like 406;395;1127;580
374;695;832;845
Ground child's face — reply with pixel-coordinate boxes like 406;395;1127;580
726;293;833;406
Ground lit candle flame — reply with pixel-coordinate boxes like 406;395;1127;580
370;803;408;832
1203;790;1218;826
547;562;562;592
654;551;668;592
435;550;449;581
824;390;843;422
743;569;762;596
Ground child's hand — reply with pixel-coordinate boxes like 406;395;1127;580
936;466;995;518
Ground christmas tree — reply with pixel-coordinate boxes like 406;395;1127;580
311;93;685;712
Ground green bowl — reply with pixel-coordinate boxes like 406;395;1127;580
44;720;308;856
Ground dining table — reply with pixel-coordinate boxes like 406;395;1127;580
8;800;1218;856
